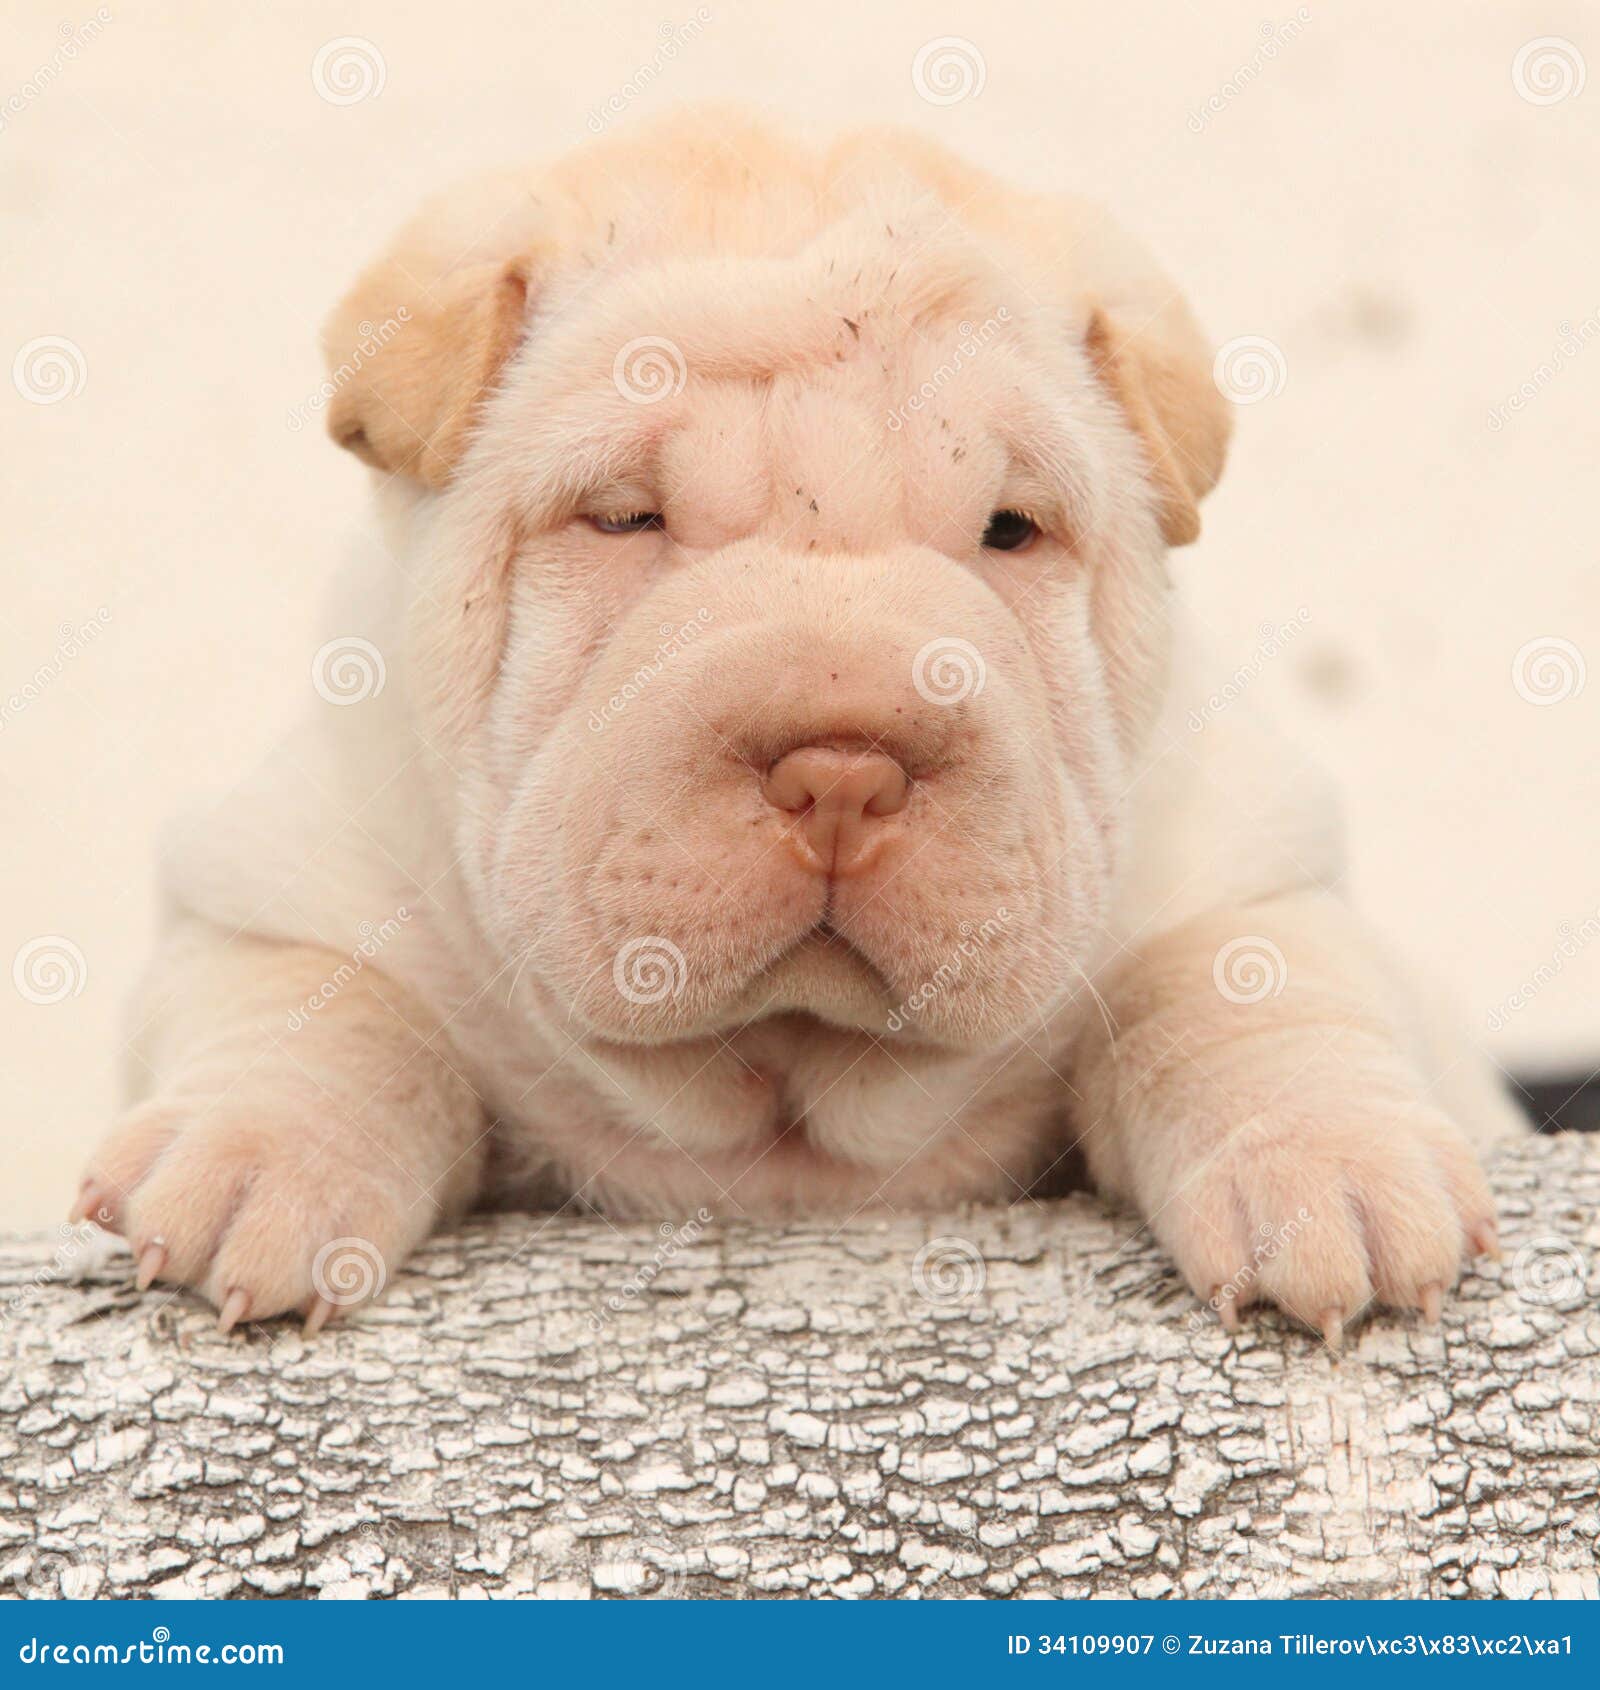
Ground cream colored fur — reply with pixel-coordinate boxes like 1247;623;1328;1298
76;108;1521;1340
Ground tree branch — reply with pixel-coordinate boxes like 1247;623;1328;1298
1;1134;1595;1598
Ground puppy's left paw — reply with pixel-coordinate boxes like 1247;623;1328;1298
1159;1105;1496;1345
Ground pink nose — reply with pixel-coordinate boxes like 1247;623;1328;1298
762;745;910;877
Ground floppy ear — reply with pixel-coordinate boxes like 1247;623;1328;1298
1085;307;1232;547
321;256;531;487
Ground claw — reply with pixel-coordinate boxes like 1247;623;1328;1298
1470;1220;1501;1262
1212;1288;1240;1333
1319;1307;1344;1353
135;1241;167;1291
302;1295;337;1338
69;1182;117;1231
1418;1282;1443;1325
217;1288;250;1334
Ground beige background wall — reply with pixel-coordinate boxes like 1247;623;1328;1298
4;0;1597;1230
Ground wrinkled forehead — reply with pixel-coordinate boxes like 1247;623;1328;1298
490;209;1102;536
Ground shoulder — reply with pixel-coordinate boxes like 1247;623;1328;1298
1112;598;1344;942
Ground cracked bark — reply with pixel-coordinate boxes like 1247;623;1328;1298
1;1133;1596;1599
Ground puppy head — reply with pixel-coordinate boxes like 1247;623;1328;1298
324;109;1230;1056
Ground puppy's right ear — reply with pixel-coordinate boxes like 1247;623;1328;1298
321;256;531;487
1084;307;1231;549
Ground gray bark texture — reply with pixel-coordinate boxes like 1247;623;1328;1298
2;1132;1596;1601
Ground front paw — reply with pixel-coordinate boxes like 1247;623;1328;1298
72;1096;429;1333
1151;1105;1497;1345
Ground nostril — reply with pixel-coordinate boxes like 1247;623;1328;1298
862;766;910;816
761;745;911;877
761;746;910;817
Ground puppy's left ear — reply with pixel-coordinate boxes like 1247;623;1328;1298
1085;308;1231;547
322;255;532;488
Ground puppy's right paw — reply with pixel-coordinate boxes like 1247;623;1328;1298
74;1095;428;1334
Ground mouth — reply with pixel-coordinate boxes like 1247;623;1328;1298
723;915;897;1032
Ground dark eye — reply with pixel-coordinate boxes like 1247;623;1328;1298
981;509;1039;552
588;511;662;534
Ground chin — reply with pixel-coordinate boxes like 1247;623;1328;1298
722;930;899;1033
